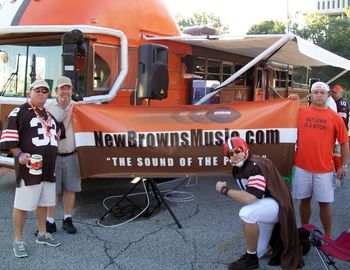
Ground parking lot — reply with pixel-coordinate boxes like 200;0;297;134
0;167;349;270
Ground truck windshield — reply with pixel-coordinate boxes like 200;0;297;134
0;42;62;98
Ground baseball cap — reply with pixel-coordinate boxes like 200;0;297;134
332;85;343;93
30;79;50;90
57;76;73;88
311;81;330;92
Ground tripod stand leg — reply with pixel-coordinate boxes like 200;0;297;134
148;179;182;229
99;179;142;221
143;180;160;217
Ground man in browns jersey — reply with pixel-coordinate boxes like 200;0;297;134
216;137;303;270
331;85;349;130
0;79;71;258
331;85;349;172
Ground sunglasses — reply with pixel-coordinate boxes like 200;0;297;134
226;148;243;157
33;87;49;94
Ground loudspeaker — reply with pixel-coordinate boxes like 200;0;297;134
137;44;168;100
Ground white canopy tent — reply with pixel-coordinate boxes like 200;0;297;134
145;33;350;104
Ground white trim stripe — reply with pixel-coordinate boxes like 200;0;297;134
75;128;298;148
0;0;25;27
248;175;266;191
0;129;19;142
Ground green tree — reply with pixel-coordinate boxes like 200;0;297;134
247;12;350;91
247;20;286;34
175;11;229;34
292;12;350;90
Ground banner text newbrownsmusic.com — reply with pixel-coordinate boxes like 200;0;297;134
94;128;280;147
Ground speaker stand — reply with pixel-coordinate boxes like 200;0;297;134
99;178;182;229
145;178;182;228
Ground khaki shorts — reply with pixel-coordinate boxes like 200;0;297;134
14;180;56;211
292;166;334;202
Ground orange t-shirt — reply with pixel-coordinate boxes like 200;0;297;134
294;106;348;173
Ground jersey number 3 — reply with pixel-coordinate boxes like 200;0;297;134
30;118;58;147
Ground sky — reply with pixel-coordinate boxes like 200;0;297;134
163;0;316;35
0;0;316;35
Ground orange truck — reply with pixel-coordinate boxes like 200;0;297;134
1;0;350;177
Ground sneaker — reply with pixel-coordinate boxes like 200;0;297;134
62;217;77;234
13;240;28;258
36;233;61;247
228;253;259;270
46;221;57;233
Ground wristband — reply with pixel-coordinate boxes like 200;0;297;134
15;151;23;160
342;164;348;169
220;186;229;196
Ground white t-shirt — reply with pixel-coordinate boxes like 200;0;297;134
327;96;337;113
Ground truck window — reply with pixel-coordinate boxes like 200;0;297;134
0;43;61;97
191;56;244;84
93;44;119;92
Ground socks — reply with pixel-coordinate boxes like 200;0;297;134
46;217;55;224
47;215;72;222
247;250;257;255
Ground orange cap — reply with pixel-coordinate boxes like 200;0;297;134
332;85;343;93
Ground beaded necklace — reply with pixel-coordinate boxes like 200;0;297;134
28;100;52;138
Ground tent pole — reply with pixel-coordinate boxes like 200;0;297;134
326;69;349;85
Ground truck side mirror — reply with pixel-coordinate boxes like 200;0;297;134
61;29;86;100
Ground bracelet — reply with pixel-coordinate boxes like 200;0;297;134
220;186;229;196
342;164;348;169
15;151;23;160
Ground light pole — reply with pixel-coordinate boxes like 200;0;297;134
286;0;290;32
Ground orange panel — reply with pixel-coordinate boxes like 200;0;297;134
19;0;181;46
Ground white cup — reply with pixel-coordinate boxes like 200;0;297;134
26;154;43;175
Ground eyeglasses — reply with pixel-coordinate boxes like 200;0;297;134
226;148;243;157
33;87;49;94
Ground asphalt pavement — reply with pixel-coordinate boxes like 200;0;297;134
0;167;349;270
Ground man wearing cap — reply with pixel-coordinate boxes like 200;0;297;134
330;85;349;173
289;81;349;237
46;76;81;234
331;84;349;129
0;79;71;257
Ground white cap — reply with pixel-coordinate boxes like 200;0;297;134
57;76;73;88
311;81;330;92
30;79;50;90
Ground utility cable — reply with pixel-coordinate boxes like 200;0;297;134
97;179;150;228
97;177;197;228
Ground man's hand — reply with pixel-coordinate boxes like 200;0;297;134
288;94;300;100
18;152;30;165
216;181;227;193
76;101;85;105
336;167;347;180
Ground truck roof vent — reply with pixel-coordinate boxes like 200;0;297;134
182;26;218;36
